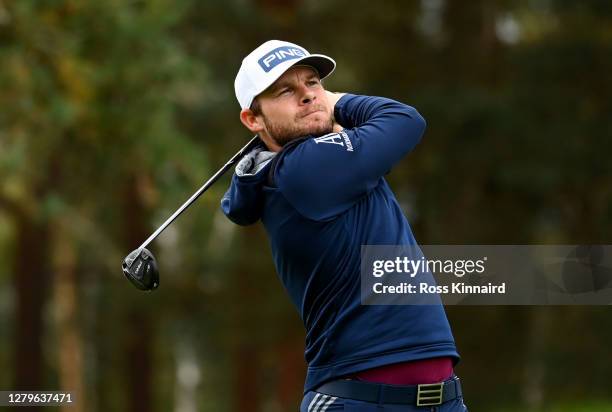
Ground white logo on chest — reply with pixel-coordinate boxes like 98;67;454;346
313;132;354;152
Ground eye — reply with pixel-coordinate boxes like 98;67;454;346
277;88;292;96
307;79;320;86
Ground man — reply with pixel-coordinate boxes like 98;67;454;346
222;40;467;411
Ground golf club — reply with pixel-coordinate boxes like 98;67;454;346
122;135;262;291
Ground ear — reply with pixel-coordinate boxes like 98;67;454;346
239;108;281;152
240;109;265;134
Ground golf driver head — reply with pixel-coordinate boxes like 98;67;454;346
122;248;159;291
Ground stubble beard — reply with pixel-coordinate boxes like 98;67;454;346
263;113;334;147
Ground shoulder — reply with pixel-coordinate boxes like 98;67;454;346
275;132;355;184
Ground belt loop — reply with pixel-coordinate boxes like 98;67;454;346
454;376;461;399
377;385;384;406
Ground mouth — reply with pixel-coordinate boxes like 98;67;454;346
301;109;325;119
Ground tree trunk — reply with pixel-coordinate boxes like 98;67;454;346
12;209;50;412
122;173;154;412
52;219;85;412
521;306;551;411
234;345;260;412
276;337;305;412
125;310;153;412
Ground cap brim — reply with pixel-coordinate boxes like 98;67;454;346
251;54;336;105
290;54;336;80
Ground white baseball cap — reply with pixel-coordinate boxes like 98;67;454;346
234;40;336;110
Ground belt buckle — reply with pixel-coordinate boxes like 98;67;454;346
416;382;444;406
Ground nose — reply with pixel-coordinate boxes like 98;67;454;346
299;84;315;105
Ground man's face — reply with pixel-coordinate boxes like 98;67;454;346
254;66;333;147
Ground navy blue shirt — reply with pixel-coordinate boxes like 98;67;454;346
222;94;459;393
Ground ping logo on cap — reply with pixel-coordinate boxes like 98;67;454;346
258;46;307;72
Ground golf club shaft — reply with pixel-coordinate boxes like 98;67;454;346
138;135;261;251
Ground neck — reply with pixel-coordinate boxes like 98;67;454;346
259;133;283;152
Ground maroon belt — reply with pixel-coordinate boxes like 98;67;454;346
349;356;454;385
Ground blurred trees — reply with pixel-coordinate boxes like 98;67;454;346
0;0;611;411
1;0;204;411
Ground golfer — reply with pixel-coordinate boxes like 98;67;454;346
222;40;467;411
